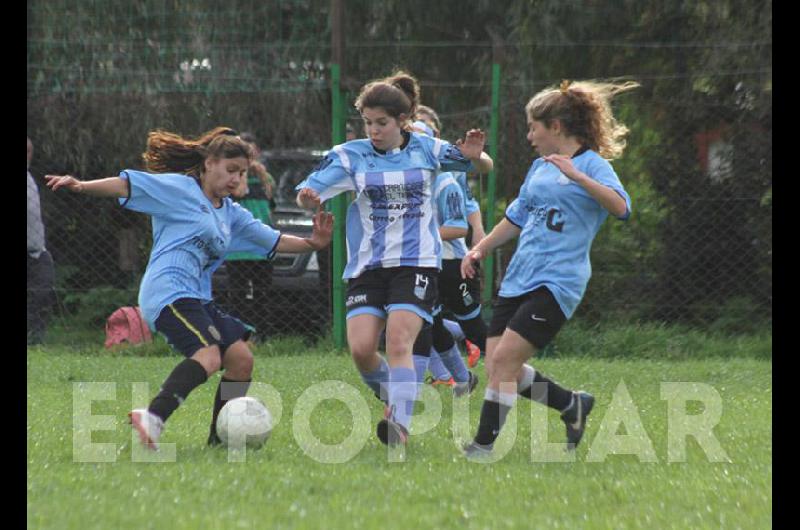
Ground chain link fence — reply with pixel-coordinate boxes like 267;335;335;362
27;0;771;345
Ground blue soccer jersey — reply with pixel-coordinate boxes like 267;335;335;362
297;132;475;279
434;172;469;260
499;150;631;319
453;171;481;218
118;170;281;328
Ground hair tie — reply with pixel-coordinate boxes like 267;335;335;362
560;79;572;94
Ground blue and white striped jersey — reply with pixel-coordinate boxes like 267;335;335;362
118;170;281;328
297;132;474;279
434;172;469;260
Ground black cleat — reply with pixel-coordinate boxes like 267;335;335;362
453;371;479;397
207;429;222;447
376;405;408;446
560;391;595;450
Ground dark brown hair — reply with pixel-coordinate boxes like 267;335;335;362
525;80;639;159
142;126;252;177
354;70;420;127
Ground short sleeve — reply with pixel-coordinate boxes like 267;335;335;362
295;145;356;202
504;197;528;229
118;170;187;217
586;157;632;220
228;202;282;259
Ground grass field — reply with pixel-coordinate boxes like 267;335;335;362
27;341;771;529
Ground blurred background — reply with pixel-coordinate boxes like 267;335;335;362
27;0;771;346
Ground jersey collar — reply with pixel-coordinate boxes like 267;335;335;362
372;131;411;155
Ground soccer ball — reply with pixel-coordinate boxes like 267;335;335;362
216;396;273;450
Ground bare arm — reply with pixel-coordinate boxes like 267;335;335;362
542;154;628;218
460;218;521;279
467;210;486;246
45;175;129;199
275;210;333;253
439;225;468;241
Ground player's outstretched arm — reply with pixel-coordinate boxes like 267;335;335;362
276;209;334;253
460;218;520;279
45;175;128;198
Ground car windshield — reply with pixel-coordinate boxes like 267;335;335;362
263;152;325;207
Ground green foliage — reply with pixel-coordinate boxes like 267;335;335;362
60;286;138;328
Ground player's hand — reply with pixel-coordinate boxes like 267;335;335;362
297;187;321;210
541;154;586;182
456;129;486;161
45;174;84;193
309;208;334;250
461;249;484;279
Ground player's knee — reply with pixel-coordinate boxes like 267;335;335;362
225;342;254;376
193;345;222;375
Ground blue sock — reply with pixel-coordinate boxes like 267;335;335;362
412;355;430;384
427;350;452;381
360;357;389;398
437;343;470;383
388;367;417;431
442;318;465;342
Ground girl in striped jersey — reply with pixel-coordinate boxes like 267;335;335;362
296;71;493;446
46;127;333;451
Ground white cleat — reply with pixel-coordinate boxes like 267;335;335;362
128;409;164;451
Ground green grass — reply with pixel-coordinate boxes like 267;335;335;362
27;343;771;529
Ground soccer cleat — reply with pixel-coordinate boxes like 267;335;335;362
466;340;481;368
128;409;164;451
462;440;494;460
453;371;479;397
376;405;409;446
207;427;222;447
560;391;595;450
430;377;456;387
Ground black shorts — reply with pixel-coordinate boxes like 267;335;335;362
346;267;438;323
154;298;253;358
487;287;567;350
438;259;482;319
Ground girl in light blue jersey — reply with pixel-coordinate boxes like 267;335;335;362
297;71;493;447
46;127;333;451
460;80;638;458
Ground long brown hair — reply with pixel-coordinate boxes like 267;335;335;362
354;70;421;128
142;126;252;177
525;80;639;159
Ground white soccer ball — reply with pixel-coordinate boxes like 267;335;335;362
216;396;273;449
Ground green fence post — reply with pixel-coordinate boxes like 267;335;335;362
483;59;501;320
330;0;347;349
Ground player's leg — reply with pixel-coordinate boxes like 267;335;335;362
376;267;437;445
430;313;478;396
130;299;222;450
205;303;258;445
345;270;390;402
378;308;424;445
441;260;486;367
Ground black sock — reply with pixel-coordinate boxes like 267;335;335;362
209;376;252;437
148;358;209;422
474;398;512;446
519;371;573;412
458;315;487;352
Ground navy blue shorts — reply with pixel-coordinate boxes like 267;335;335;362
154;298;253;358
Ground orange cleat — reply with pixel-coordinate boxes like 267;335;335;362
466;340;481;368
